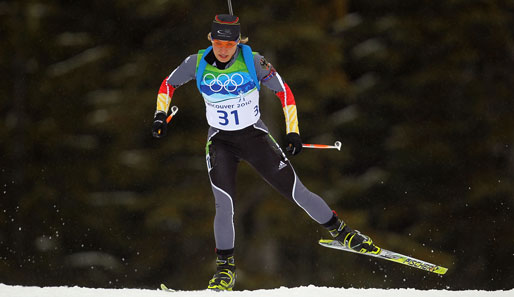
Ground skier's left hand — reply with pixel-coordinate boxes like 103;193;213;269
152;112;168;139
286;132;302;156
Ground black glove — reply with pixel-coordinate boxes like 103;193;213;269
152;112;167;138
285;132;302;156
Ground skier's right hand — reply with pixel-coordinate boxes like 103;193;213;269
152;112;167;138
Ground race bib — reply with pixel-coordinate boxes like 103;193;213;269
203;89;260;130
200;71;260;130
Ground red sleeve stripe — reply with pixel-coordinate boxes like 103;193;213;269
215;15;239;24
275;82;296;108
156;78;176;112
158;78;176;96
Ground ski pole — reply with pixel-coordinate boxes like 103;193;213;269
302;141;342;151
157;106;179;135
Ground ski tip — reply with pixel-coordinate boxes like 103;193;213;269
160;283;167;290
160;283;177;292
434;266;448;275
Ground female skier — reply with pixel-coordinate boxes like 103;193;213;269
152;14;380;291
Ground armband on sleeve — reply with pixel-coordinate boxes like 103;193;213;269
156;77;176;114
275;82;299;134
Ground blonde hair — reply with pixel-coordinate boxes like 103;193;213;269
207;32;248;44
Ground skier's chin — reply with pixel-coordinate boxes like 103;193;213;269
217;55;230;62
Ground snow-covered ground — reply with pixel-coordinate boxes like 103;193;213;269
0;284;512;297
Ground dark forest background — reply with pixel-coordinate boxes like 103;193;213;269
1;0;514;291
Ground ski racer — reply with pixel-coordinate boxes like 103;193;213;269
152;14;381;291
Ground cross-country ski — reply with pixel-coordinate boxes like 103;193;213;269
319;239;448;275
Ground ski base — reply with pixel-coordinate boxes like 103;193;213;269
319;239;448;275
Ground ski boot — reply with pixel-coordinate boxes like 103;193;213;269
323;213;381;255
207;253;236;291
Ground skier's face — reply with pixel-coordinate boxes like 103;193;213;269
212;39;239;63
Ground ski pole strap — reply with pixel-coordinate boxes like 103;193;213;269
302;141;342;151
165;106;179;123
157;106;179;135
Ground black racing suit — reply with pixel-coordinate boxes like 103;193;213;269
155;45;333;251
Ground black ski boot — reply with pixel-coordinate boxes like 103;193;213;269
323;213;380;254
207;252;236;291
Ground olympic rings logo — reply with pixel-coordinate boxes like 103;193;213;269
203;73;244;93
